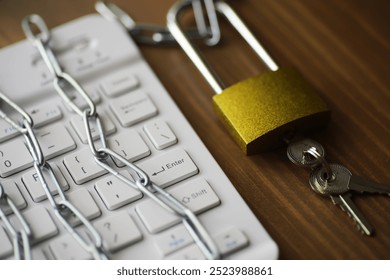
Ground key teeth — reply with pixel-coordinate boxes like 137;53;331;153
334;202;371;235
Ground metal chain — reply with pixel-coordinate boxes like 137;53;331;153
0;90;108;260
23;14;220;260
0;181;32;260
95;0;220;46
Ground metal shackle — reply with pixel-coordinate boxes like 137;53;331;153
167;0;279;94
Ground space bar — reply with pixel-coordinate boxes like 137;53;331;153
137;149;199;188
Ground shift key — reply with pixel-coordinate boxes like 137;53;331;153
137;149;198;188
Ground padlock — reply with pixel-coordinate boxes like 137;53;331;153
168;0;330;155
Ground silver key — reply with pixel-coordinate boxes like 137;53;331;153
287;138;324;167
309;165;375;235
346;172;390;195
310;164;390;196
330;193;374;235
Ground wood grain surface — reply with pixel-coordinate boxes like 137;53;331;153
0;0;389;259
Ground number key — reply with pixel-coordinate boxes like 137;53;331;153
0;138;32;177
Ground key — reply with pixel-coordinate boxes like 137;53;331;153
50;234;92;260
31;249;47;260
109;90;158;127
98;67;139;98
330;193;374;235
66;188;101;226
26;102;62;128
309;166;374;235
0;119;19;143
35;123;76;160
214;228;249;256
136;149;198;188
144;119;178;150
63;84;101;112
165;244;206;260
154;225;194;256
310;164;390;196
136;199;180;234
63;148;108;184
0;138;33;177
287;139;325;168
136;178;220;234
95;170;142;210
107;130;150;167
11;206;58;243
93;212;142;253
0;180;27;215
22;164;69;202
70;111;116;144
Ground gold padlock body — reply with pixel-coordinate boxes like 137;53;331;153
213;67;330;155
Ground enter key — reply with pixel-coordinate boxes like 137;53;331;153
137;149;198;188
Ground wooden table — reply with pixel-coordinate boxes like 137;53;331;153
0;0;389;259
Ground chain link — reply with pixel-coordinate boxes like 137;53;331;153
24;14;220;260
0;183;32;260
95;1;220;46
83;111;108;160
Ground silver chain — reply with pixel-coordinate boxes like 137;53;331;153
22;14;220;260
0;180;32;260
0;90;108;260
95;0;221;46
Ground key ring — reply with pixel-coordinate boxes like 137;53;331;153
303;146;335;182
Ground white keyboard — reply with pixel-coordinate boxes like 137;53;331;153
0;14;278;260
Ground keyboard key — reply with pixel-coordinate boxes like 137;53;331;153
63;85;101;112
50;234;92;260
22;164;69;202
154;225;193;256
110;90;157;127
95;171;142;210
0;138;32;177
169;178;220;213
70;112;116;144
136;178;219;233
214;228;249;256
63;148;108;184
26;102;62;128
66;188;101;226
0;226;13;259
165;244;206;260
136;199;179;234
137;149;198;188
36;123;76;160
99;68;139;97
30;249;47;260
93;212;142;253
0;180;27;215
144;119;177;150
107;130;150;167
11;206;58;243
0;119;19;143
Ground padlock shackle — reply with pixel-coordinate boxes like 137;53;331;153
168;0;225;93
216;2;279;72
167;0;279;94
